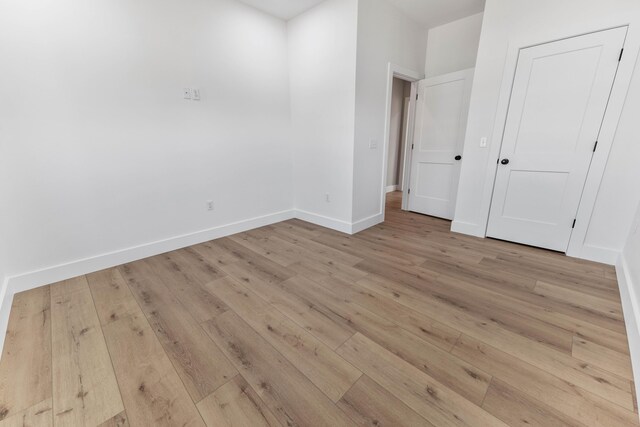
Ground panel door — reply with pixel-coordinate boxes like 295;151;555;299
408;68;474;220
487;27;626;251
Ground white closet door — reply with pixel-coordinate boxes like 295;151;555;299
408;68;474;220
487;27;626;251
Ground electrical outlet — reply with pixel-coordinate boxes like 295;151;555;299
192;88;201;100
206;200;214;211
369;140;378;149
325;193;330;203
183;88;192;99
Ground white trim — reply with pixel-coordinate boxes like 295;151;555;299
397;96;411;192
568;26;640;261
385;185;398;193
0;276;10;359
7;209;295;296
0;206;382;354
351;213;384;234
0;203;386;353
571;244;620;265
401;82;419;212
389;63;425;82
293;209;353;234
616;255;640;409
451;220;485;237
294;209;384;234
0;209;295;355
468;25;640;265
381;63;424;221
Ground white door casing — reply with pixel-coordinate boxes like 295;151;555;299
408;68;474;220
398;96;411;191
487;27;627;252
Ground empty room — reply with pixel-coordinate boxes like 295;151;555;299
2;0;640;425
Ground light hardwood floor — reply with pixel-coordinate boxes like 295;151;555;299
0;191;637;426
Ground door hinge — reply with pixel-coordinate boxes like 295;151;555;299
411;143;414;150
572;219;577;229
619;48;624;62
593;140;598;152
416;93;419;100
408;188;411;194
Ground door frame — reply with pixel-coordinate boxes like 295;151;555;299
396;96;411;193
380;63;423;218
479;25;638;262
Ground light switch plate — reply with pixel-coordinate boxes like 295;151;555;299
193;88;201;100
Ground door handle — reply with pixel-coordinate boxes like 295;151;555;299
501;159;510;165
455;155;462;161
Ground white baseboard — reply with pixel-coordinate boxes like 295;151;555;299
616;255;640;411
385;185;398;193
0;207;381;354
293;209;353;234
0;275;10;359
0;209;295;355
294;209;384;235
567;244;619;266
451;220;485;237
352;213;384;234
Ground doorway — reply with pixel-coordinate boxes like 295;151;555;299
486;27;626;252
380;64;422;220
386;78;413;195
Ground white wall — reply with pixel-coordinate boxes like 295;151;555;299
453;0;640;264
623;203;640;295
0;0;292;280
0;245;6;296
0;206;8;352
622;201;640;311
619;200;640;402
0;162;7;286
583;50;640;257
352;0;428;223
425;12;484;78
288;0;359;228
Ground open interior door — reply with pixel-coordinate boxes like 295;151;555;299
407;68;474;220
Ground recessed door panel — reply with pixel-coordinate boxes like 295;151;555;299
515;47;603;154
501;171;569;225
421;80;465;151
415;163;453;199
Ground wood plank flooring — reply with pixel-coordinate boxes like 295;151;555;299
0;191;636;426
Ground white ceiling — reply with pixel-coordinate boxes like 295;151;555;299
236;0;325;21
386;0;485;28
236;0;485;27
